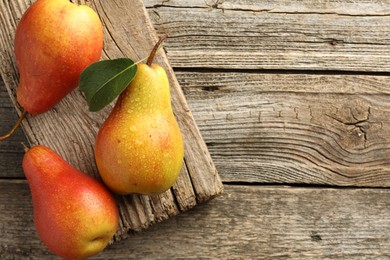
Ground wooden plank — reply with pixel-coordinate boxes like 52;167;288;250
145;0;390;15
217;0;390;15
3;70;390;187
0;83;27;178
1;180;389;259
178;72;390;187
0;0;223;240
144;0;390;72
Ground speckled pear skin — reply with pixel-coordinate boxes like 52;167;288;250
15;0;103;115
22;145;119;260
95;63;184;195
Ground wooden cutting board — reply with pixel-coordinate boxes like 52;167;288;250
0;0;223;241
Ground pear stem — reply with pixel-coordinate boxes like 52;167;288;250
0;109;28;142
21;142;29;153
146;35;168;66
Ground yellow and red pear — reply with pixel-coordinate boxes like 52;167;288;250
15;0;103;115
23;145;119;259
95;37;184;195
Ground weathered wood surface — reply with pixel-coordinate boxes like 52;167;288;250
0;0;223;240
179;72;390;186
1;0;390;258
0;85;27;178
144;0;390;72
4;73;390;187
1;181;389;259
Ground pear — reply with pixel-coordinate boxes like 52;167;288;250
95;37;184;195
15;0;103;115
23;145;119;259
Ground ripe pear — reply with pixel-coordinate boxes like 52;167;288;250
15;0;103;115
23;145;119;259
95;39;184;195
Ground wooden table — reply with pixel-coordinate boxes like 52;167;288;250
1;0;390;258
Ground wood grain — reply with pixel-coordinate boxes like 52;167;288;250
0;180;389;259
178;72;390;187
0;85;27;178
144;0;390;72
3;71;390;187
146;0;390;15
0;0;223;240
1;0;390;258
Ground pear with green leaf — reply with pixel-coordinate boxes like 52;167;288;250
95;36;184;195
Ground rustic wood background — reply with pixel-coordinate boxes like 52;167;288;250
1;0;390;258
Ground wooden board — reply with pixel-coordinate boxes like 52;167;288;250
144;0;390;72
3;70;390;187
1;0;390;258
178;72;390;187
1;180;389;259
0;87;27;178
0;0;223;241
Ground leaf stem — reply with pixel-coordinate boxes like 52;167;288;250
146;35;168;66
0;109;28;141
135;56;148;65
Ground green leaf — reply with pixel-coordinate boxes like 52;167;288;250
79;58;137;112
